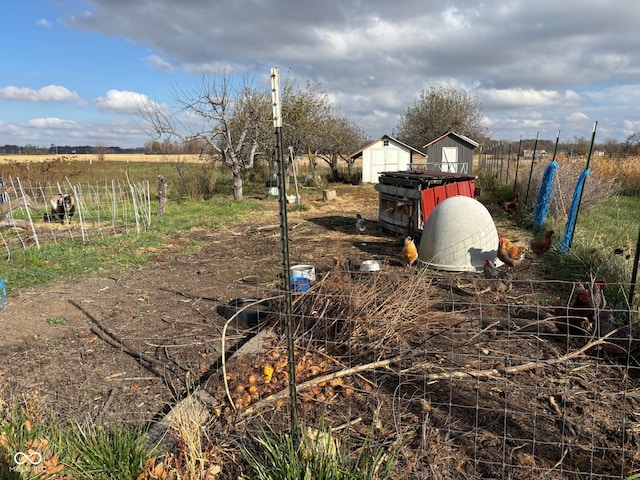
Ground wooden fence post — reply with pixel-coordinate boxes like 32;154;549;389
158;175;167;216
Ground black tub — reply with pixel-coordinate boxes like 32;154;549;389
222;298;272;326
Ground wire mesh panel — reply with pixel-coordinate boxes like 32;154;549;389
0;225;638;479
0;176;151;256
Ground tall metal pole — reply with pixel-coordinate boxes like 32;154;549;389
567;121;598;250
513;134;522;194
628;224;640;318
505;141;512;182
271;67;299;440
552;129;560;160
525;131;539;203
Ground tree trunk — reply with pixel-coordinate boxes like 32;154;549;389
307;147;317;176
331;157;339;181
233;171;243;201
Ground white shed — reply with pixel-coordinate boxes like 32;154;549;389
349;135;427;183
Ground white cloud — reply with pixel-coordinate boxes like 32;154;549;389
144;54;172;73
0;85;84;104
479;88;584;110
37;18;52;28
25;117;79;129
94;89;166;115
565;112;590;122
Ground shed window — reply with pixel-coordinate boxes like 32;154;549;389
383;140;389;146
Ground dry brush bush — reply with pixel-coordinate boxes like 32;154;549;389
589;154;640;191
287;261;471;361
518;155;621;219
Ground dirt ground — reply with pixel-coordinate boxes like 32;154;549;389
1;184;639;479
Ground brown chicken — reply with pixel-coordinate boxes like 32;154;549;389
530;230;554;255
499;193;519;214
402;236;419;267
553;281;607;335
497;236;526;268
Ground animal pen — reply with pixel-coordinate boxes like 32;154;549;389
2;204;639;479
1;166;639;477
0;175;152;256
375;170;477;238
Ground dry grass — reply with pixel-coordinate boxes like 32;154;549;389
0;153;205;164
589;154;640;190
495;154;625;218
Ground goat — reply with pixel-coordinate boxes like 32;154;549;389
48;193;75;224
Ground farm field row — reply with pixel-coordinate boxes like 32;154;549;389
0;153;205;163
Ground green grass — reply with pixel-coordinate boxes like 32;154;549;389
3;196;262;293
47;316;69;326
239;423;400;480
573;193;638;247
62;423;151;480
0;399;153;480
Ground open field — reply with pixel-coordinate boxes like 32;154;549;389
0;153;205;164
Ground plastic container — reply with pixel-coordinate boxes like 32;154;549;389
290;276;311;293
222;298;272;326
419;196;502;272
290;264;316;281
360;260;381;272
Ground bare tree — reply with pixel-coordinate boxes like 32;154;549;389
143;72;271;200
623;132;640;156
316;115;367;181
281;79;332;177
93;143;109;161
394;85;486;150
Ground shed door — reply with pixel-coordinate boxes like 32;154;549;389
370;148;399;182
442;147;458;173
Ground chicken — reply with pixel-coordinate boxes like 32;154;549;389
530;230;554;255
483;258;512;279
553;281;606;335
553;284;593;335
402;236;419;267
497;236;526;268
355;213;366;233
483;258;513;294
498;193;519;214
483;258;502;279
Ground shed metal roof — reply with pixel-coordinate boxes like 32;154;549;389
349;134;426;159
423;131;479;149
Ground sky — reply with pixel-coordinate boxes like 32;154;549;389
2;0;640;149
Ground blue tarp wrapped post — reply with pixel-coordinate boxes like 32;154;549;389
559;168;591;253
533;160;558;228
0;279;6;311
559;121;598;253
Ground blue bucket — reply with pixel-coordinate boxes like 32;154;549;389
290;276;311;293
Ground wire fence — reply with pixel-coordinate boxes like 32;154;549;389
2;263;639;479
1;159;639;478
0;175;152;256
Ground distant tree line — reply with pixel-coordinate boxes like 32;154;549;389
0;144;145;155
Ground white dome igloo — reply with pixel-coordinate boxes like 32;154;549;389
418;196;501;272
